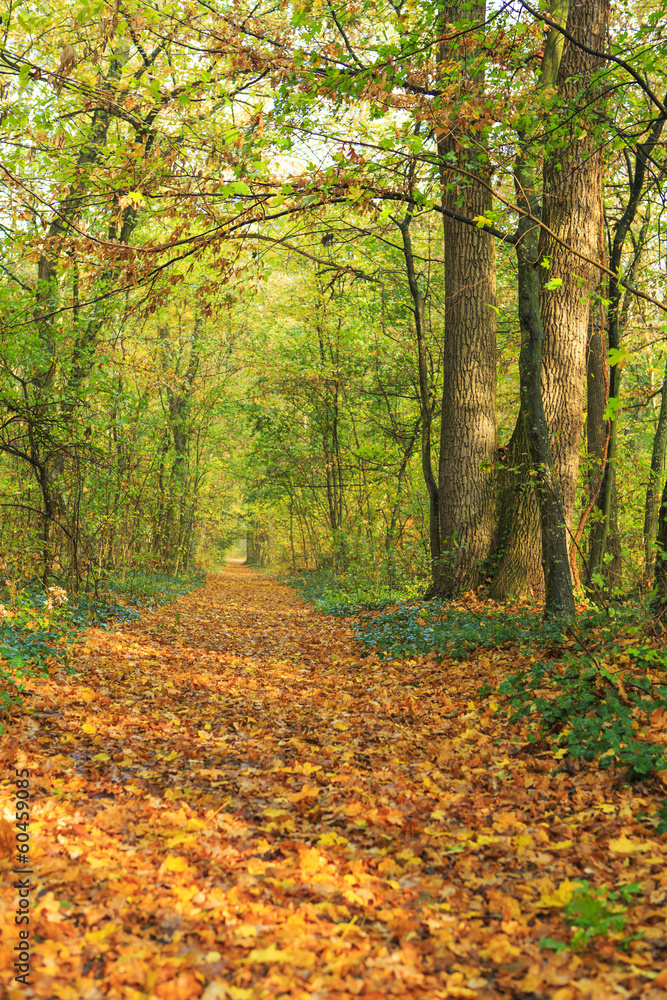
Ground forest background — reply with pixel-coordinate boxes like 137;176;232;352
0;0;666;618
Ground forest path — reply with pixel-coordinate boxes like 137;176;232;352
1;569;664;1000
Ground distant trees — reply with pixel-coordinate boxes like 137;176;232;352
0;0;666;611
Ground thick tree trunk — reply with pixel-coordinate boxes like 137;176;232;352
488;0;574;617
540;0;608;533
437;202;497;595
433;1;497;597
489;414;544;600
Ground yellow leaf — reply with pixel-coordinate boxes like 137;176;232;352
85;922;119;948
164;788;184;801
81;722;97;735
299;846;323;874
538;878;584;908
92;752;110;761
245;943;287;964
88;854;113;869
163;854;190;872
609;834;652;854
166;832;197;848
186;818;206;831
318;831;348;847
480;936;522;964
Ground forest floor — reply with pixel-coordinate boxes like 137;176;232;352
1;567;667;1000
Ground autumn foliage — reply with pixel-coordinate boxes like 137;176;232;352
1;568;667;998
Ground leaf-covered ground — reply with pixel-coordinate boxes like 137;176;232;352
1;568;667;1000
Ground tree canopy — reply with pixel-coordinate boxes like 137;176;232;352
0;0;666;612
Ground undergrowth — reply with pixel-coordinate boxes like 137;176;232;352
0;570;205;728
284;570;424;616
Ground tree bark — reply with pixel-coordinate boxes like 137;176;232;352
515;191;575;620
433;2;498;597
489;415;544;600
540;0;608;534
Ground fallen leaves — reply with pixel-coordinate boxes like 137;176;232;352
1;567;666;999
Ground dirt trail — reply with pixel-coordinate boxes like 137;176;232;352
1;569;665;999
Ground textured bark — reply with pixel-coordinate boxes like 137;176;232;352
515;209;575;620
434;2;497;596
540;0;608;534
437;198;497;594
489;414;544;600
582;319;608;589
488;0;574;617
488;0;570;605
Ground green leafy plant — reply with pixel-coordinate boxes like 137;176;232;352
541;882;643;953
496;651;667;778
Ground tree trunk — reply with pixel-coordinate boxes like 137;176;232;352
652;472;667;617
433;1;498;597
489;414;544;599
644;372;667;580
397;212;440;570
515;203;575;621
540;0;608;534
585;320;621;590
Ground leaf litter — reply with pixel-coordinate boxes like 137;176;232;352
1;567;667;1000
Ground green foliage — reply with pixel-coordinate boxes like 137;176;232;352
285;571;424;616
353;602;563;661
100;570;206;610
495;634;667;778
541;882;643;953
